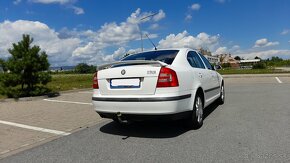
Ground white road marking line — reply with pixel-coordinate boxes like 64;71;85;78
78;91;93;94
43;99;93;105
0;150;10;155
275;77;283;83
20;144;30;147
0;120;71;136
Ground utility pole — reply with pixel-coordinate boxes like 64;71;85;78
138;13;157;52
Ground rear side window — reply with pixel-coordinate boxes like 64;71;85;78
199;54;213;70
187;51;205;69
122;50;179;65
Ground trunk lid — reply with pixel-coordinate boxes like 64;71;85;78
97;61;165;95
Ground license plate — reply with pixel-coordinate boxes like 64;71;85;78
110;78;140;89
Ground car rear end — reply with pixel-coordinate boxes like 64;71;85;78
92;50;193;121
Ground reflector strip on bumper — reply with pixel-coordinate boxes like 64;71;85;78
92;94;191;102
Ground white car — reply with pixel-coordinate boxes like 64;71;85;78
92;48;225;128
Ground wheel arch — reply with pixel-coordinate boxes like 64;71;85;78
196;87;205;107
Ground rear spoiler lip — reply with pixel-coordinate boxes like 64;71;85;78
97;60;168;71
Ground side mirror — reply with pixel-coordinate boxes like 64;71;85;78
213;65;222;70
211;65;216;71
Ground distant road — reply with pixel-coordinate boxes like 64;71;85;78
222;73;290;78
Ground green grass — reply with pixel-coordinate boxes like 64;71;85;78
0;94;6;99
0;74;93;99
47;74;93;92
217;68;290;75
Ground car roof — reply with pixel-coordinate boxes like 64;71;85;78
135;48;198;53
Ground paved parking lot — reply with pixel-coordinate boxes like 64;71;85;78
0;75;290;162
0;90;101;158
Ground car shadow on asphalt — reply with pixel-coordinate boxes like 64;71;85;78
99;102;220;139
203;101;220;120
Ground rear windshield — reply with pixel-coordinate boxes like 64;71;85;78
122;50;179;65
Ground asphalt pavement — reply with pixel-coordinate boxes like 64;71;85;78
1;77;290;163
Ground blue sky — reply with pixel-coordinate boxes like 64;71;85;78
0;0;290;66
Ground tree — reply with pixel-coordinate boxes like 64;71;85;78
221;63;231;68
234;56;241;60
75;63;96;74
0;34;51;98
270;56;283;62
0;58;5;72
253;62;266;69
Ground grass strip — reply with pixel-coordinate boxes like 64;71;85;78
218;69;290;75
47;74;93;92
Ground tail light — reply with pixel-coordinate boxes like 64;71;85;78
92;72;99;89
157;67;179;87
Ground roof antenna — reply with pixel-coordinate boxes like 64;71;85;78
145;34;157;50
138;13;158;52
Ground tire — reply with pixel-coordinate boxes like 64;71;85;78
217;84;225;105
184;94;204;129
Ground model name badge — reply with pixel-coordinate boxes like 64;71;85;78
147;70;156;75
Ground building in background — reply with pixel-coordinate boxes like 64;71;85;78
239;59;261;69
217;53;261;69
218;54;240;68
205;55;220;65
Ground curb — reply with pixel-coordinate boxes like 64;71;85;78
0;88;92;103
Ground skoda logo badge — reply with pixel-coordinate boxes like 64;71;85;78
121;69;126;75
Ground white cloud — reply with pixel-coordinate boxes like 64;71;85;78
254;38;279;48
72;42;102;58
149;23;159;30
190;3;201;11
30;0;84;15
152;10;166;22
215;47;228;54
158;31;220;52
213;45;241;55
71;6;84;15
113;47;126;59
13;0;22;5
99;47;127;62
185;14;192;21
237;49;290;59
215;0;227;3
127;48;142;54
127;8;165;24
30;0;73;4
281;29;290;35
72;8;162;61
0;20;80;66
96;22;140;44
0;9;164;66
229;45;240;53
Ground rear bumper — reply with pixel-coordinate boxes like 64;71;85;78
92;94;193;116
97;111;192;121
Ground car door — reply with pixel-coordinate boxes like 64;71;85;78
187;51;211;102
198;53;220;99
